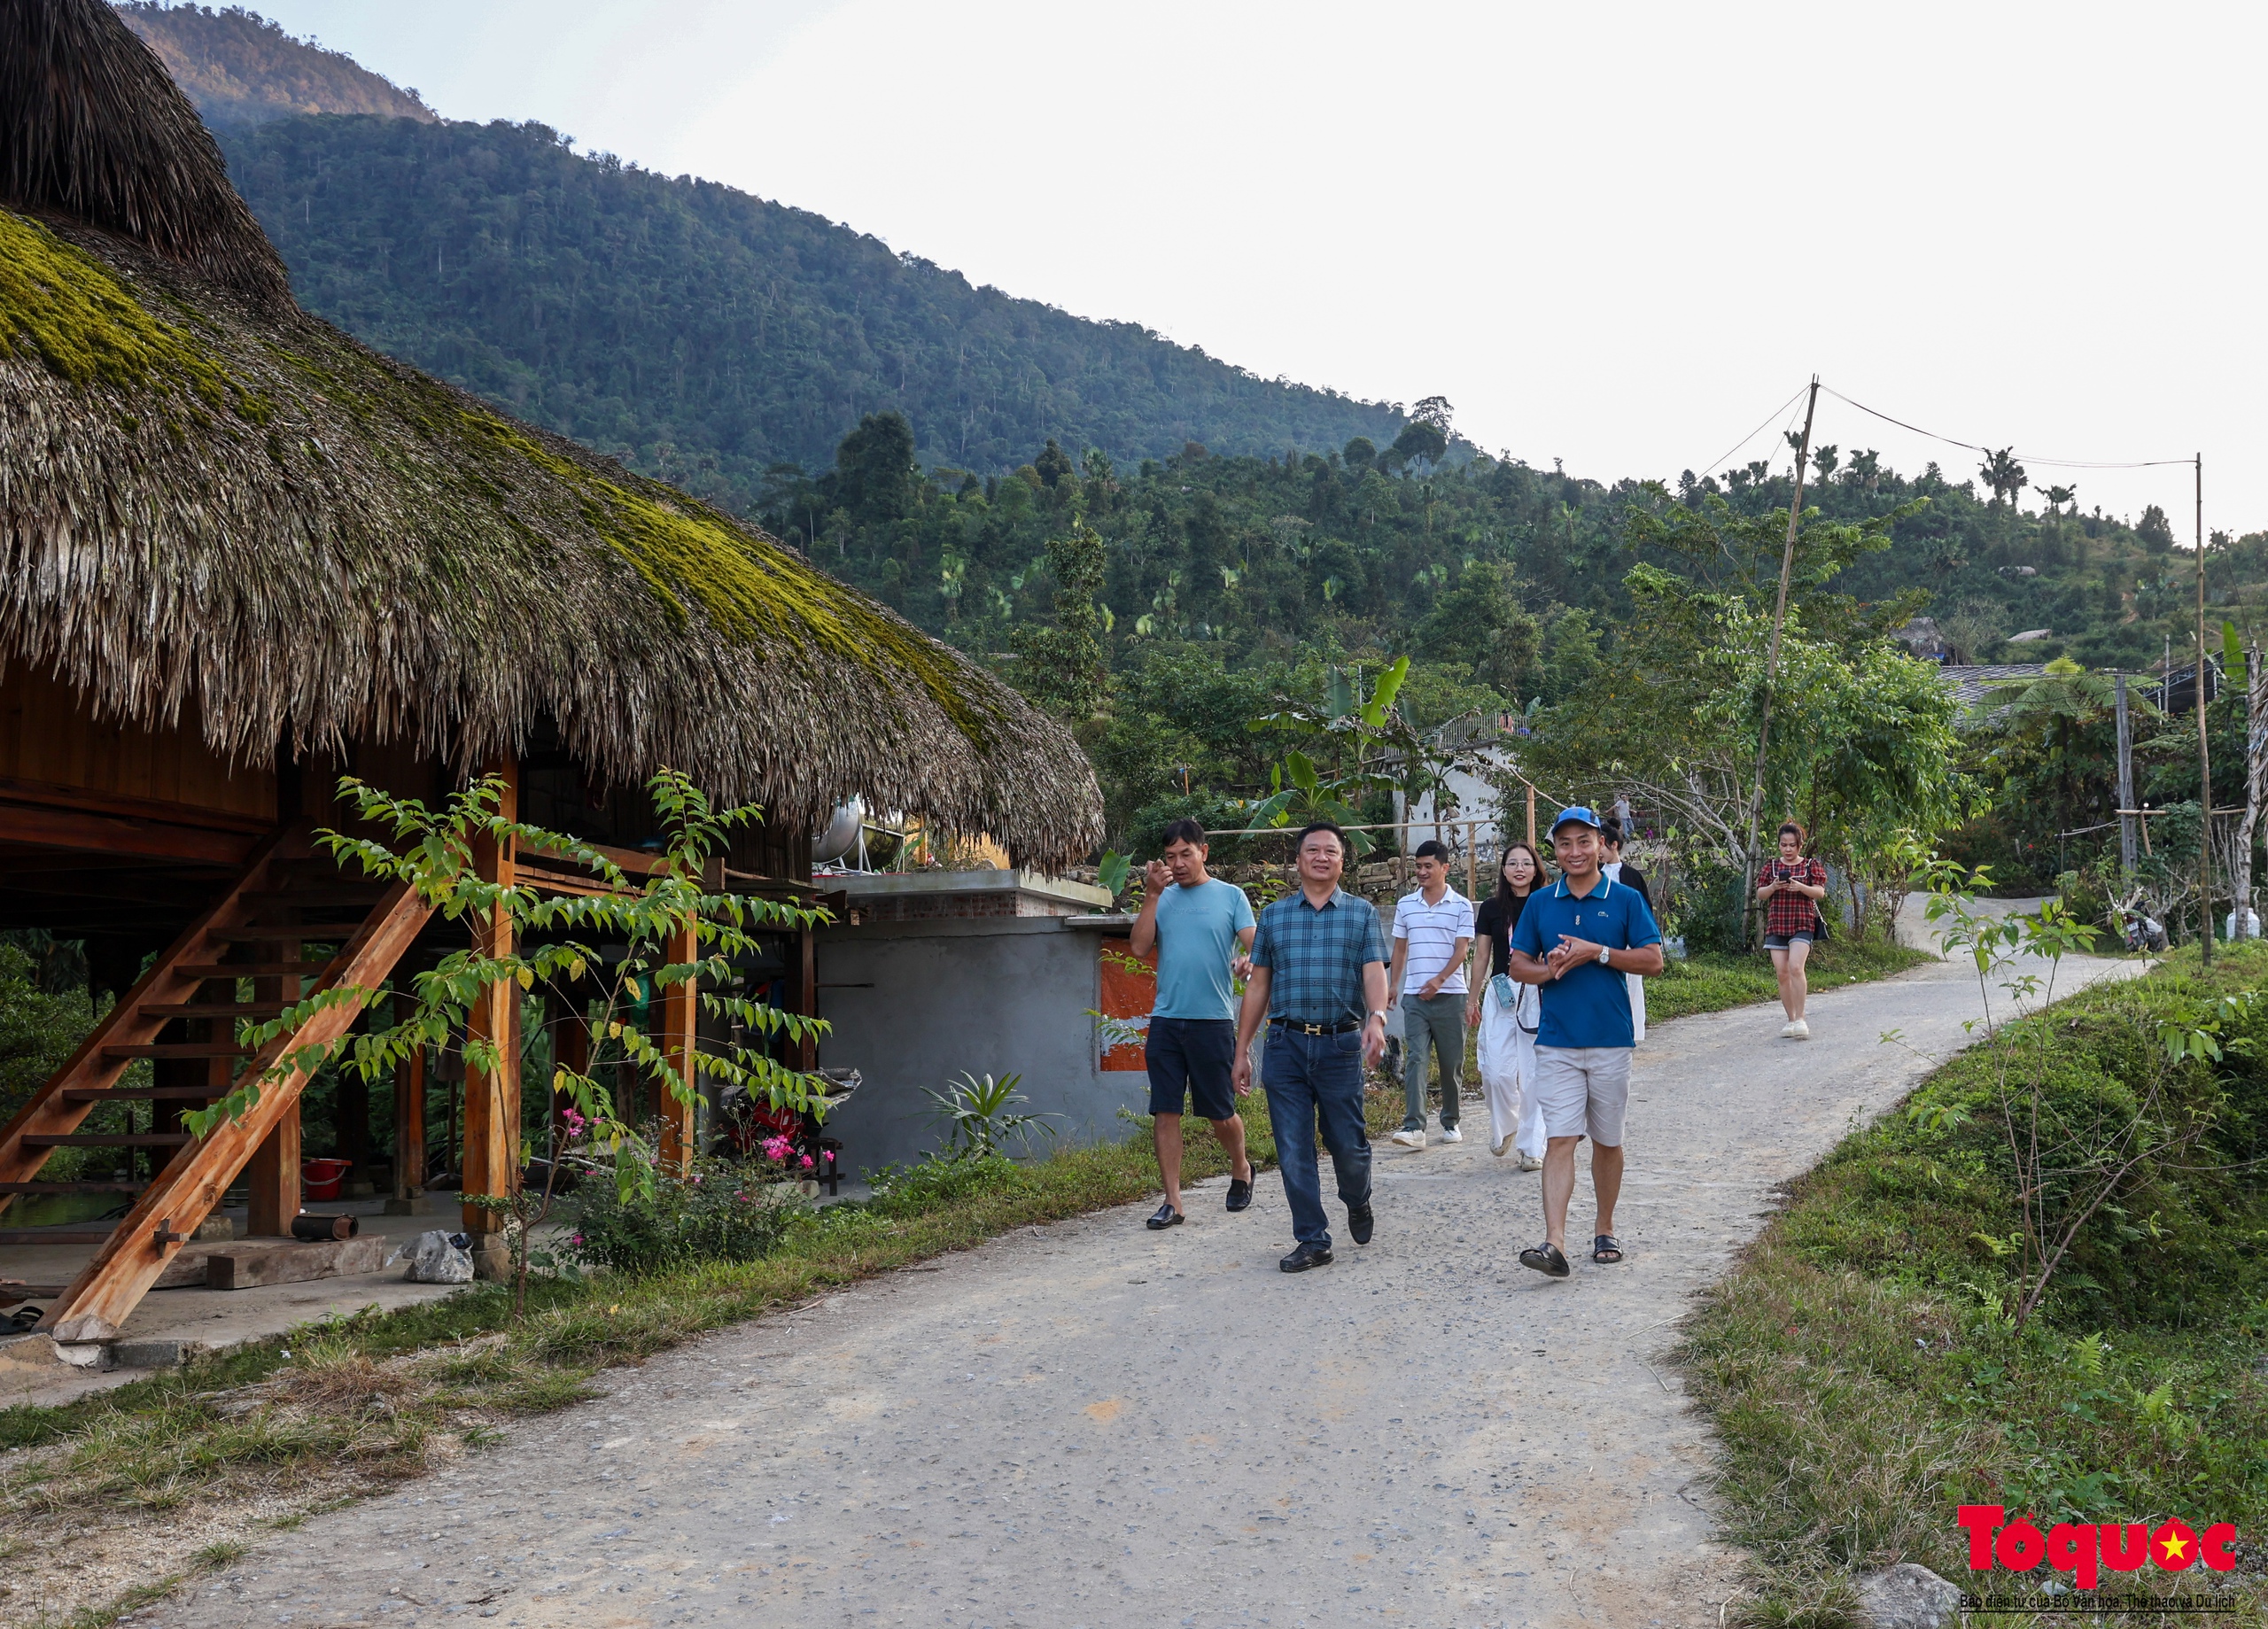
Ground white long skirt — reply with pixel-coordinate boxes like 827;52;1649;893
1477;980;1547;1160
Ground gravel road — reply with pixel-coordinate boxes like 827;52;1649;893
152;951;2137;1629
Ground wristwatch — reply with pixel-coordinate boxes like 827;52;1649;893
1596;944;1612;966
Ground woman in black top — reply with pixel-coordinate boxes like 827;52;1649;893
1468;842;1548;1164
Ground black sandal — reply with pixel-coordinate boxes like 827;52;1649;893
1146;1203;1184;1230
1592;1234;1625;1264
1518;1242;1571;1278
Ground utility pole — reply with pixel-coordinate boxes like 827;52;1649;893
2238;644;2264;941
2116;673;2135;876
1739;376;1821;944
2195;453;2213;965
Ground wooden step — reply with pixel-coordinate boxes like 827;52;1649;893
101;1043;252;1061
207;926;364;942
0;1181;147;1194
140;1003;285;1019
175;961;330;979
242;888;390;904
63;1086;227;1103
22;1134;191;1148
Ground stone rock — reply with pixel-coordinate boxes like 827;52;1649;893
390;1230;474;1284
1855;1562;1964;1629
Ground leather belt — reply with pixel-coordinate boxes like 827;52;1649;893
1272;1018;1362;1036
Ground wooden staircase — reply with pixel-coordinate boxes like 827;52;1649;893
0;826;433;1346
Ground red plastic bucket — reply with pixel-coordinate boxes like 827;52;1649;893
300;1158;353;1201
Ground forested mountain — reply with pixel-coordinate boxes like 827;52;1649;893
118;3;435;128
110;3;2268;896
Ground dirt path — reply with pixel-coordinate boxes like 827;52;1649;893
150;953;2137;1629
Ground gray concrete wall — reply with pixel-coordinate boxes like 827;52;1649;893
812;918;1144;1176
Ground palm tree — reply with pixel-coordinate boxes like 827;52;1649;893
1979;447;2029;508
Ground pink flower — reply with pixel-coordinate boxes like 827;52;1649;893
799;1154;814;1169
761;1135;795;1162
570;1233;584;1245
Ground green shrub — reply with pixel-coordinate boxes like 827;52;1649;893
566;1156;798;1274
1675;859;1752;954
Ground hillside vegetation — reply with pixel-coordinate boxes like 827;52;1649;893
212;113;1404;496
118;3;435;129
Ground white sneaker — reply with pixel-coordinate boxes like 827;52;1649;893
1440;1125;1464;1144
1780;1020;1799;1038
1490;1133;1511;1158
1390;1128;1425;1150
1517;1153;1542;1172
1789;1018;1811;1040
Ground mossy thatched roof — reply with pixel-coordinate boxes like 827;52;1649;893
0;0;1100;868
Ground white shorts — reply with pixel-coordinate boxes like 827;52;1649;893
1531;1045;1632;1146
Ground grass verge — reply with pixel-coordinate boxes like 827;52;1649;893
1648;935;1930;1025
1676;944;2268;1626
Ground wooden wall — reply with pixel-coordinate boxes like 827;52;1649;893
0;664;276;824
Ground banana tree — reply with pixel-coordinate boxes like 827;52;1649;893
1246;749;1375;857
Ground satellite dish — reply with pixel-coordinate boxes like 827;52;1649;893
813;797;865;863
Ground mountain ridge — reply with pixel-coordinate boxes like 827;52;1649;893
114;2;1407;495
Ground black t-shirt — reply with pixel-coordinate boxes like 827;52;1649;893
1473;890;1533;975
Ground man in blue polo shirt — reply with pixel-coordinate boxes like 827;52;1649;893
1506;805;1663;1278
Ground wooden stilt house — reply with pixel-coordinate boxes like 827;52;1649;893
0;0;1101;1349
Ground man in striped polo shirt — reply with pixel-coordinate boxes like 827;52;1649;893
1387;838;1475;1149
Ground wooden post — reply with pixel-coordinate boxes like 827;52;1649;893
2236;646;2264;941
461;760;520;1237
246;938;300;1235
656;915;699;1174
1740;376;1821;945
798;924;818;1072
2116;673;2136;876
1526;783;1536;850
2195;454;2214;964
392;986;424;1204
555;995;590;1142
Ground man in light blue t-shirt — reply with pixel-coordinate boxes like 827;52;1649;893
1129;818;1257;1229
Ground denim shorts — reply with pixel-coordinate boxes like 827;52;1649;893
1763;932;1814;950
1146;1017;1238;1121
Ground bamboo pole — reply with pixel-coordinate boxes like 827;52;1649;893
1740;376;1820;944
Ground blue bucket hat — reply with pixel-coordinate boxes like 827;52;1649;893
1550;804;1605;834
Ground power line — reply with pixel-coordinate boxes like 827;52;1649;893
1692;384;1808;483
1817;384;2189;471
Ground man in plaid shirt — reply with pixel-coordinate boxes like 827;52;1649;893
1755;820;1829;1040
1233;820;1389;1273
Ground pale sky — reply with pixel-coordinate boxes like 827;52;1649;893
238;0;2266;531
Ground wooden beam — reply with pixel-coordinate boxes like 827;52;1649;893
461;761;520;1237
0;802;261;867
245;927;301;1237
656;915;698;1174
0;774;277;835
42;881;432;1344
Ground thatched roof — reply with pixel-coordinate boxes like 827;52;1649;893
0;0;1101;869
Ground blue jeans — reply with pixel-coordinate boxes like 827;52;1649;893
1261;1024;1372;1248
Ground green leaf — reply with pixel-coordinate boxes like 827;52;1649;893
2224;620;2244;676
1362;655;1411;725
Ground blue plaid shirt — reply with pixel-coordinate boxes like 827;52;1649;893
1250;887;1390;1025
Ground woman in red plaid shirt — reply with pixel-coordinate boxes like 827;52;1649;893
1755;820;1828;1039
